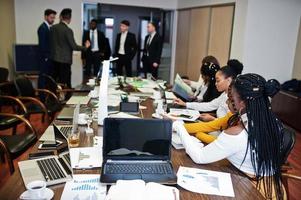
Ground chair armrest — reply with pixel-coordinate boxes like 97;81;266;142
18;97;48;114
0;95;27;114
0;113;37;137
282;173;301;182
36;89;60;104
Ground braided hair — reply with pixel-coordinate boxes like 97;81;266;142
229;73;284;199
201;62;221;102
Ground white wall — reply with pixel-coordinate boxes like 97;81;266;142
14;0;177;86
243;0;301;83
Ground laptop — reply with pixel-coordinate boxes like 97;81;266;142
18;125;72;186
58;103;80;137
56;106;75;120
101;118;177;185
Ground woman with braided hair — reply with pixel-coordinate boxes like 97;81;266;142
173;73;285;199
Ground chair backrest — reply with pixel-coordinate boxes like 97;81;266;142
42;74;58;94
0;81;18;96
0;68;9;83
14;76;36;97
281;127;296;164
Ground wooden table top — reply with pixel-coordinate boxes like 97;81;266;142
0;98;264;200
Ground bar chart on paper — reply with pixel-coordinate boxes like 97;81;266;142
61;174;107;200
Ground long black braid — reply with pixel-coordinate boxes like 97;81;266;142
229;73;284;199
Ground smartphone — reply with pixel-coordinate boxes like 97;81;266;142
119;102;139;114
38;140;63;150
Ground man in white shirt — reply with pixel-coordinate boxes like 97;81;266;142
114;20;137;77
82;19;107;78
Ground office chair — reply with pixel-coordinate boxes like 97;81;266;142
0;68;9;83
0;113;37;174
14;76;61;121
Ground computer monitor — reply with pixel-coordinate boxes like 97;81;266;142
14;44;40;74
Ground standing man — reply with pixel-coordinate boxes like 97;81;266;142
37;9;56;90
114;20;137;77
142;22;163;79
82;19;106;78
50;8;90;89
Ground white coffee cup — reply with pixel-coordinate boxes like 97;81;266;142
88;78;95;85
26;180;46;198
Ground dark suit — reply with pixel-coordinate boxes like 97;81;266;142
142;32;163;79
82;29;106;76
50;22;86;88
114;32;137;77
37;22;52;90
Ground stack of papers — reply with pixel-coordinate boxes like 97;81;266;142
106;180;179;200
165;91;177;99
69;147;102;169
109;112;140;119
61;174;107;200
66;96;91;105
177;166;235;197
167;108;200;122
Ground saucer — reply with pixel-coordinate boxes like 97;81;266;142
20;188;54;200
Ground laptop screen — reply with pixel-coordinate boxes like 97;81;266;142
103;118;172;160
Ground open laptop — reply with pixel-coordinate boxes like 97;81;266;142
56;106;75;120
58;103;80;137
18;125;72;186
101;118;177;185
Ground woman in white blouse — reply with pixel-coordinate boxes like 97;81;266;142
174;59;244;122
173;73;285;199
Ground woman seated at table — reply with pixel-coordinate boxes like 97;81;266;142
173;73;285;199
174;59;244;122
183;55;220;102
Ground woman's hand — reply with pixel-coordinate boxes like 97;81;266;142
173;98;186;107
199;113;216;122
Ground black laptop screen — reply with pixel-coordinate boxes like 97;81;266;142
103;118;172;160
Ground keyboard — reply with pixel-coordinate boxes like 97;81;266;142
37;158;67;181
104;163;173;174
60;126;72;137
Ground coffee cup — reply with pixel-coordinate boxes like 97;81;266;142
26;180;46;198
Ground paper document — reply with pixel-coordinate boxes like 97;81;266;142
172;74;193;101
106;180;179;200
138;87;155;94
168;108;200;122
69;147;102;169
109;112;140;119
165;91;177;99
61;174;107;200
67;96;91;105
177;166;235;197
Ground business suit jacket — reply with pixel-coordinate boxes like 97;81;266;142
114;32;137;60
81;29;106;60
142;33;163;64
37;22;50;58
50;22;86;64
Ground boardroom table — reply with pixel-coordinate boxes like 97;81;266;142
0;94;264;200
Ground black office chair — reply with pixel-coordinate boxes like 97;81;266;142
0;113;37;174
0;67;9;83
14;76;61;121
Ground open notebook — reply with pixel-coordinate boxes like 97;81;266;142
106;180;179;200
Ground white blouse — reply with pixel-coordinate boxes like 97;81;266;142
173;116;255;175
186;92;229;118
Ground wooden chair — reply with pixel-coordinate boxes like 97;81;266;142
0;113;37;174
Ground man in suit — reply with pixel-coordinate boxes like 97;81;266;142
82;19;106;78
50;8;90;89
114;20;137;77
37;9;56;90
142;22;163;79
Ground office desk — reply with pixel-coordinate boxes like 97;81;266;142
0;98;263;200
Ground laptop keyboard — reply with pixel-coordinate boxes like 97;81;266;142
60;126;72;137
37;158;67;181
105;163;173;174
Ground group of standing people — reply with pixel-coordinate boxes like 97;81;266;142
37;8;163;92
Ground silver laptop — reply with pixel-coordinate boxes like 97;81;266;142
18;125;72;186
56;106;75;120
